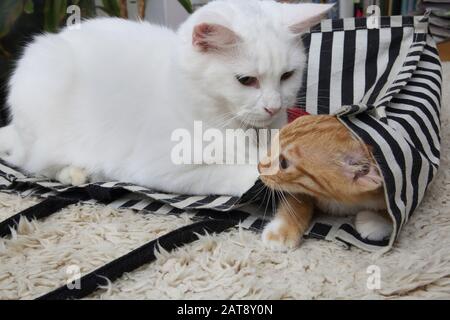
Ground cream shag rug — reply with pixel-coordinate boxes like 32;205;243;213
1;64;450;300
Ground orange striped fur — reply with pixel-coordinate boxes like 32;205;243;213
259;115;388;249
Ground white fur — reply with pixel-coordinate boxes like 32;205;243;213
261;218;299;251
0;0;332;196
355;210;393;241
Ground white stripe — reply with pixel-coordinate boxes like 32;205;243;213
306;33;322;115
417;61;442;71
321;19;333;32
329;31;344;113
123;185;151;193
169;196;207;208
37;181;64;188
0;176;10;186
353;29;368;105
390;16;403;28
408;77;441;96
0;162;26;179
156;204;176;215
100;181;120;188
414;69;442;83
195;196;234;209
148;193;180;200
343;17;355;30
108;195;138;208
130;199;153;210
240;215;258;229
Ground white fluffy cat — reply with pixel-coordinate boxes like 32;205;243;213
0;0;331;196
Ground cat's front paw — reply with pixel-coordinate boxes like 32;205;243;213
262;218;301;251
355;210;393;241
56;166;89;186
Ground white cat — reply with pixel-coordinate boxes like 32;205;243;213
0;0;332;196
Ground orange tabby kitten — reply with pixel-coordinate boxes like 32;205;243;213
258;115;393;250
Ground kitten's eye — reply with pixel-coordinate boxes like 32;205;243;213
279;155;290;170
281;71;295;82
236;76;258;87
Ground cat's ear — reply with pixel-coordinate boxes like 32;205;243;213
193;23;240;53
286;3;335;34
342;150;383;191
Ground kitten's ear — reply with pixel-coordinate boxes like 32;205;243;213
193;23;240;53
342;149;383;191
285;3;335;34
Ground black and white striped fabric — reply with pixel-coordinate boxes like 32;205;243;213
298;14;442;251
0;14;442;252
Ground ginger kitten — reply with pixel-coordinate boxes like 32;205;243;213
258;115;393;250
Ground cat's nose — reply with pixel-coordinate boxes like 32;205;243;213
264;107;281;116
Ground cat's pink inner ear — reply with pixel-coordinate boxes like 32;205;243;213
343;152;383;191
193;23;239;53
288;4;334;34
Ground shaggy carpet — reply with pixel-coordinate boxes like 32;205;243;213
0;63;449;300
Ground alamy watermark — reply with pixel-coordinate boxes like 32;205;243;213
366;265;381;290
66;264;81;290
171;121;281;175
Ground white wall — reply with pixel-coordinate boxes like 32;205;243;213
145;0;190;30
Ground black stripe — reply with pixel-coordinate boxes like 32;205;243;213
407;146;423;217
365;29;380;95
387;104;440;157
317;32;333;114
364;116;408;212
387;115;438;166
380;17;391;28
332;19;344;30
143;201;165;212
406;81;441;102
368;27;404;105
412;73;441;88
340;116;403;229
355;18;366;29
339;223;390;247
423;45;439;57
342;31;356;106
121;200;140;208
420;54;441;67
298;33;312;105
402;16;414;26
416;66;442;79
397;90;440;120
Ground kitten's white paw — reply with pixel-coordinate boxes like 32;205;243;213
262;218;301;251
56;166;89;186
355;210;393;241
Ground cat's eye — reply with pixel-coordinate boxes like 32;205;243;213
236;76;258;87
279;155;290;170
281;71;295;82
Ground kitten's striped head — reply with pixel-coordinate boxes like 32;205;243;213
259;115;383;203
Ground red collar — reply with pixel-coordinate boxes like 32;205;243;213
287;108;310;123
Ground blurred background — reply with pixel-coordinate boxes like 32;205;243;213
1;0;449;125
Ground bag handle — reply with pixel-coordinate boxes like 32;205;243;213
0;186;129;238
37;218;239;300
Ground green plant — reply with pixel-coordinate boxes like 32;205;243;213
0;0;193;37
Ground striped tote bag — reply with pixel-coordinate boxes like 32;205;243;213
0;15;442;253
298;15;442;251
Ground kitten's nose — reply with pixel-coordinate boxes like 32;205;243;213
264;107;281;116
258;160;271;174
